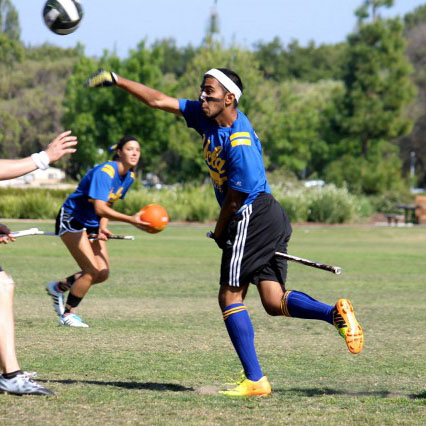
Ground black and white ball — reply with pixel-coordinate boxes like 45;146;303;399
43;0;83;35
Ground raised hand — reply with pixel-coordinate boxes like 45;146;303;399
85;69;117;88
44;131;78;164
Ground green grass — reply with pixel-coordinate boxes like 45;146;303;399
0;223;425;425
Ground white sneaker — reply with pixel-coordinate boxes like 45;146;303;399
46;281;65;316
0;373;54;395
59;313;89;328
22;371;38;378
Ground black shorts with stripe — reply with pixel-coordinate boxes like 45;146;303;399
55;207;99;236
220;193;292;287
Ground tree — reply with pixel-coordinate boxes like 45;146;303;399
151;38;196;78
404;4;426;32
355;0;394;23
254;38;346;82
0;44;82;166
0;31;23;66
0;0;20;41
63;43;178;179
342;16;414;157
398;5;426;186
324;2;416;193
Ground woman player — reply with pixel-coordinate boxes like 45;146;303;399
46;135;148;327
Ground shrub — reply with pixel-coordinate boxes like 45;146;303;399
306;185;358;224
0;188;69;219
0;184;373;224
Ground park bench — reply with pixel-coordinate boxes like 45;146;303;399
385;213;405;226
393;195;426;225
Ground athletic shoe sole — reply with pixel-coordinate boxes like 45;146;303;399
335;299;364;354
219;376;272;396
46;282;65;317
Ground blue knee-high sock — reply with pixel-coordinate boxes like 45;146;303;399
282;291;334;324
222;303;263;382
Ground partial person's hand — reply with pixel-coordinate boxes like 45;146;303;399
206;230;229;250
131;212;152;233
97;227;114;241
0;223;15;244
45;131;78;164
85;69;117;88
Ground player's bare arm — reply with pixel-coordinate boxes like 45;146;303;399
0;131;77;181
85;69;181;115
97;217;113;241
116;76;181;115
93;200;151;232
213;188;247;242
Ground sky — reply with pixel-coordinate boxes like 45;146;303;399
11;0;426;58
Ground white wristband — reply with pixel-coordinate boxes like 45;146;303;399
31;151;50;170
111;72;118;84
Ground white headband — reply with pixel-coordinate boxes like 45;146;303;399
204;68;242;102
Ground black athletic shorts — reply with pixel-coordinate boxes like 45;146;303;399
55;207;99;236
220;193;292;287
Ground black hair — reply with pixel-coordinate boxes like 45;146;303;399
217;68;244;93
205;68;243;106
112;135;139;161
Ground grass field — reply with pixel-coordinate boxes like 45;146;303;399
0;222;425;425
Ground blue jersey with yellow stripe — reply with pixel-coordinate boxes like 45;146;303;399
179;99;271;208
62;161;134;227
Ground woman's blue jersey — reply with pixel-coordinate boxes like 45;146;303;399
179;99;270;208
62;161;134;228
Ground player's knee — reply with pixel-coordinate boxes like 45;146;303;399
218;286;244;310
84;267;108;284
0;271;15;292
90;268;109;284
96;268;109;283
218;292;227;310
264;305;281;316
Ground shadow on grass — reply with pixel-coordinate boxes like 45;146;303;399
410;390;426;399
38;379;194;392
276;387;415;399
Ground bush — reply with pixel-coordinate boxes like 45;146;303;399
306;185;357;223
0;184;374;224
0;188;69;219
273;187;309;222
272;183;373;224
367;190;414;214
114;185;218;222
325;152;407;195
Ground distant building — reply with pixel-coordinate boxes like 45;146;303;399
0;167;66;187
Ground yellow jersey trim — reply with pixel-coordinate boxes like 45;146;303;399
101;164;115;179
231;139;252;147
230;132;250;140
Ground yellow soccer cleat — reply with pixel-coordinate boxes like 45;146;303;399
219;375;271;397
333;298;364;354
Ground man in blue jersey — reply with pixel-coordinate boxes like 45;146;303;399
86;68;364;396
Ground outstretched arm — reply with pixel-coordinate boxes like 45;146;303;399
116;76;181;115
86;69;181;115
93;200;151;232
0;131;77;181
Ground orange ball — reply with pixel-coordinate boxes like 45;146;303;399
139;204;169;233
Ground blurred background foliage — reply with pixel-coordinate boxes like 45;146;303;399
1;0;426;209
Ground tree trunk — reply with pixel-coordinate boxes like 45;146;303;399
361;136;368;157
